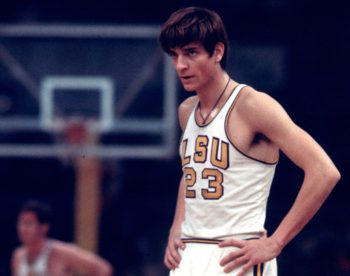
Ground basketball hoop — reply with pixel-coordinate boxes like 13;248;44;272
64;119;88;146
62;117;99;147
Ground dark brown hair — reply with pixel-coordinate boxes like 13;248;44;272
20;200;52;225
159;6;229;69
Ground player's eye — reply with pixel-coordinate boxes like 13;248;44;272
187;49;197;56
168;51;177;58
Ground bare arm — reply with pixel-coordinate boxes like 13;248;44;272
168;97;197;238
57;243;113;276
164;175;186;269
169;176;186;239
164;96;197;270
220;90;340;275
251;92;340;247
11;248;21;276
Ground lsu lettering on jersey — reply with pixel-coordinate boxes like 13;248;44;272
180;84;278;240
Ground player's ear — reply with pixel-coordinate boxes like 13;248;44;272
214;42;225;63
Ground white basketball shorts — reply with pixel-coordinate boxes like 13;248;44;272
169;239;277;276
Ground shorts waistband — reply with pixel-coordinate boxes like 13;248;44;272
181;236;260;244
181;238;223;244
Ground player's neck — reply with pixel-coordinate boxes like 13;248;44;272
196;71;230;110
26;237;46;256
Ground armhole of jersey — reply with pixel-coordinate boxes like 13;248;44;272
183;100;199;133
179;99;199;155
224;87;278;166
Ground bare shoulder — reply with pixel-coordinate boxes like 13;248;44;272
236;86;279;114
50;240;113;275
50;240;92;265
179;95;198;111
12;246;24;262
11;246;25;272
51;240;84;257
51;240;103;261
236;86;289;130
178;96;198;131
12;246;24;256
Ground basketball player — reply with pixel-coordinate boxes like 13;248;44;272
11;200;113;276
159;6;341;276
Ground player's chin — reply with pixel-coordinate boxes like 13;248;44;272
18;235;31;244
182;84;196;92
180;79;196;92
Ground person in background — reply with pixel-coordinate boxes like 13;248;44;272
12;200;113;276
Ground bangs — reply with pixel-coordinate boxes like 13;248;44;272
159;7;228;68
160;13;215;53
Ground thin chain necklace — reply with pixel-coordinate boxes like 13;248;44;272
198;77;231;124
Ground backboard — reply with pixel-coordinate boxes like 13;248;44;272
0;24;178;159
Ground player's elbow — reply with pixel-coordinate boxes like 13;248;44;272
107;263;114;276
319;163;341;192
95;260;113;276
327;166;341;188
308;162;341;195
101;262;114;276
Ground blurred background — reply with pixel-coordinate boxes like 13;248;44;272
0;0;348;275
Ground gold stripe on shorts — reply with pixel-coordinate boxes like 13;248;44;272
253;263;264;276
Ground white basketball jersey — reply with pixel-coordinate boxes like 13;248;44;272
18;240;52;276
180;84;277;240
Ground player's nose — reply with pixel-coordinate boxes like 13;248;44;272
175;55;189;72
